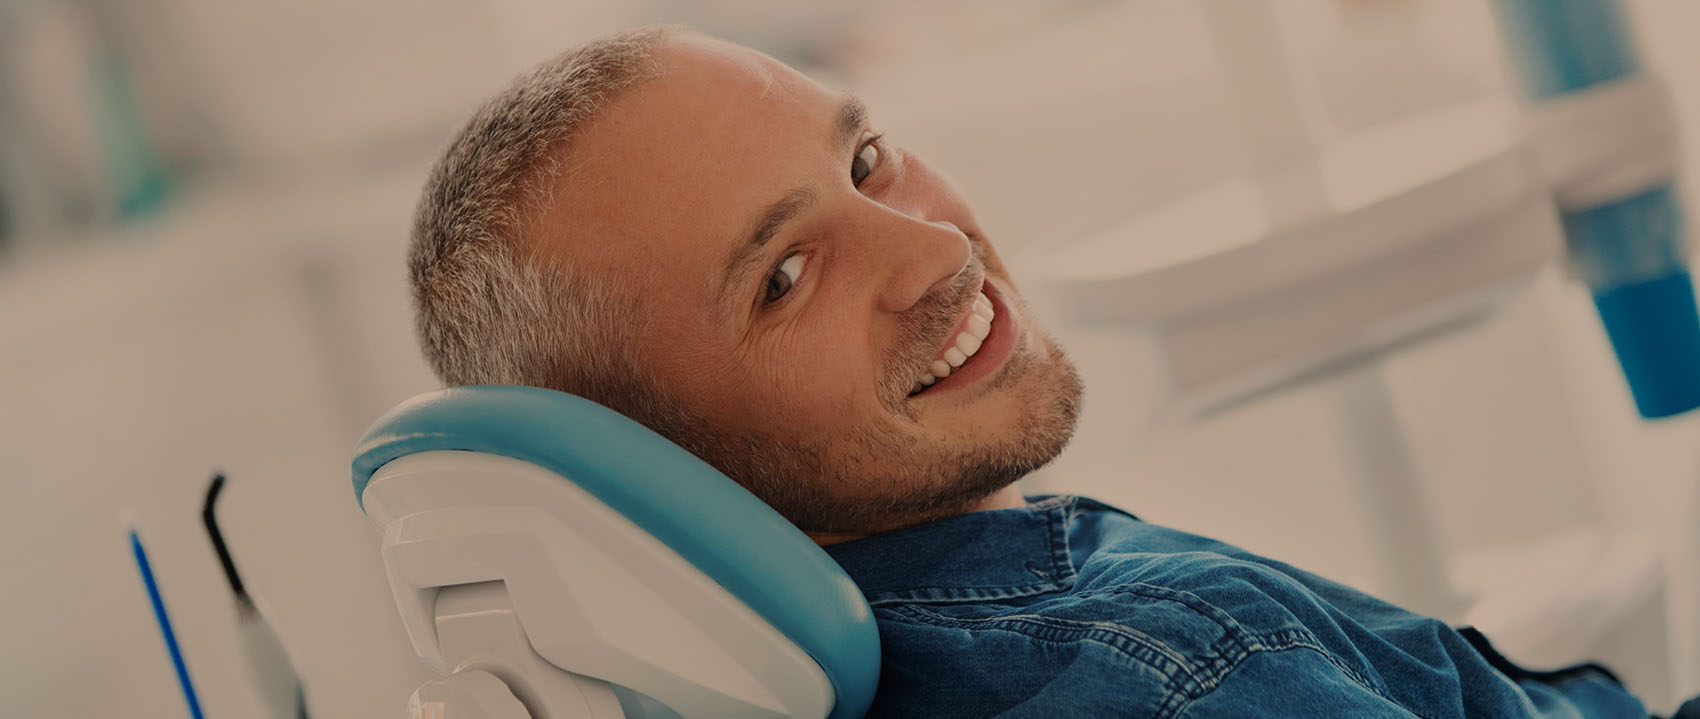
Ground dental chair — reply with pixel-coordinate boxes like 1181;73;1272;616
351;385;881;718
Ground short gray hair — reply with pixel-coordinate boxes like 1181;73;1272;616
408;27;684;425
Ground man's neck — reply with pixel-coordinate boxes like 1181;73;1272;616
807;485;1029;546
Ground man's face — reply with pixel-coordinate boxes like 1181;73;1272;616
535;34;1082;535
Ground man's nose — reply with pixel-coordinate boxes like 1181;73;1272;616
861;213;971;314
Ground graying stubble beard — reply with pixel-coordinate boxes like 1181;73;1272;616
674;304;1085;535
784;333;1083;535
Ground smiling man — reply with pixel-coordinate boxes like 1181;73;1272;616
408;26;1679;719
520;29;1085;542
413;27;1080;544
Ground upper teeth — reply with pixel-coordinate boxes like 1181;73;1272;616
913;291;995;394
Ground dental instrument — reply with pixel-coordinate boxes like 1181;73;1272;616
203;474;312;719
126;518;207;719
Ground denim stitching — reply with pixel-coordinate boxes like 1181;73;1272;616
881;603;1201;693
1046;498;1080;581
880;586;1422;719
864;498;1082;608
1073;582;1243;634
867;582;1070;607
1162;641;1430;719
1069;583;1408;715
1237;630;1411;715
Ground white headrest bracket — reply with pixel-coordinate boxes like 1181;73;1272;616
364;451;834;719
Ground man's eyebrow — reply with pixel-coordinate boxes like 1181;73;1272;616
835;95;868;149
715;96;870;310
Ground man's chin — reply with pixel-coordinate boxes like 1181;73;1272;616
837;339;1084;535
984;343;1083;477
992;335;1085;478
691;339;1083;538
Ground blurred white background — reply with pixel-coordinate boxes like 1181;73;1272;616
2;0;1697;716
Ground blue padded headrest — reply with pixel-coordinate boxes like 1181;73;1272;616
351;385;879;719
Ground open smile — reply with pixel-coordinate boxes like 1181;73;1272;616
907;280;1019;398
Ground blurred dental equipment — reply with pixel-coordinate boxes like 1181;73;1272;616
204;474;312;719
1049;0;1693;422
1043;0;1692;705
0;0;172;250
1495;0;1700;419
121;477;314;719
126;517;207;719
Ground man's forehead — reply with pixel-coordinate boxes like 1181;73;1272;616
574;35;822;174
533;35;838;300
662;34;798;100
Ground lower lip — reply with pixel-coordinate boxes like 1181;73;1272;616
915;281;1019;398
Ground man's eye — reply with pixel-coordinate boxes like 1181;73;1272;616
851;139;881;188
764;254;806;305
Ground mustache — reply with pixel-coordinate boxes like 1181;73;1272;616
881;256;986;407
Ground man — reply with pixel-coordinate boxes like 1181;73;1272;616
407;26;1681;719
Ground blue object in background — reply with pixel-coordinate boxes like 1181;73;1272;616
129;528;206;719
1567;186;1700;418
1593;272;1700;418
1495;0;1639;100
1494;0;1700;419
94;52;172;221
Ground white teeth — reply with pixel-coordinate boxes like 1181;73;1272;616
955;332;982;356
912;290;999;397
967;314;991;340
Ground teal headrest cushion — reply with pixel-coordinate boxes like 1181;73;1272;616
352;385;879;719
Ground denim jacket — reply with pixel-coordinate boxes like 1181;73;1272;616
823;495;1649;719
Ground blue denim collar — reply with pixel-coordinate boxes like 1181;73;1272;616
822;494;1084;607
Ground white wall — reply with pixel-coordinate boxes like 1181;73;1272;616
0;165;441;716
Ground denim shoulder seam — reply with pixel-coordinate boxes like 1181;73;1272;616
878;587;1422;719
1075;583;1412;719
865;581;1071;607
1165;641;1432;719
880;603;1200;690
